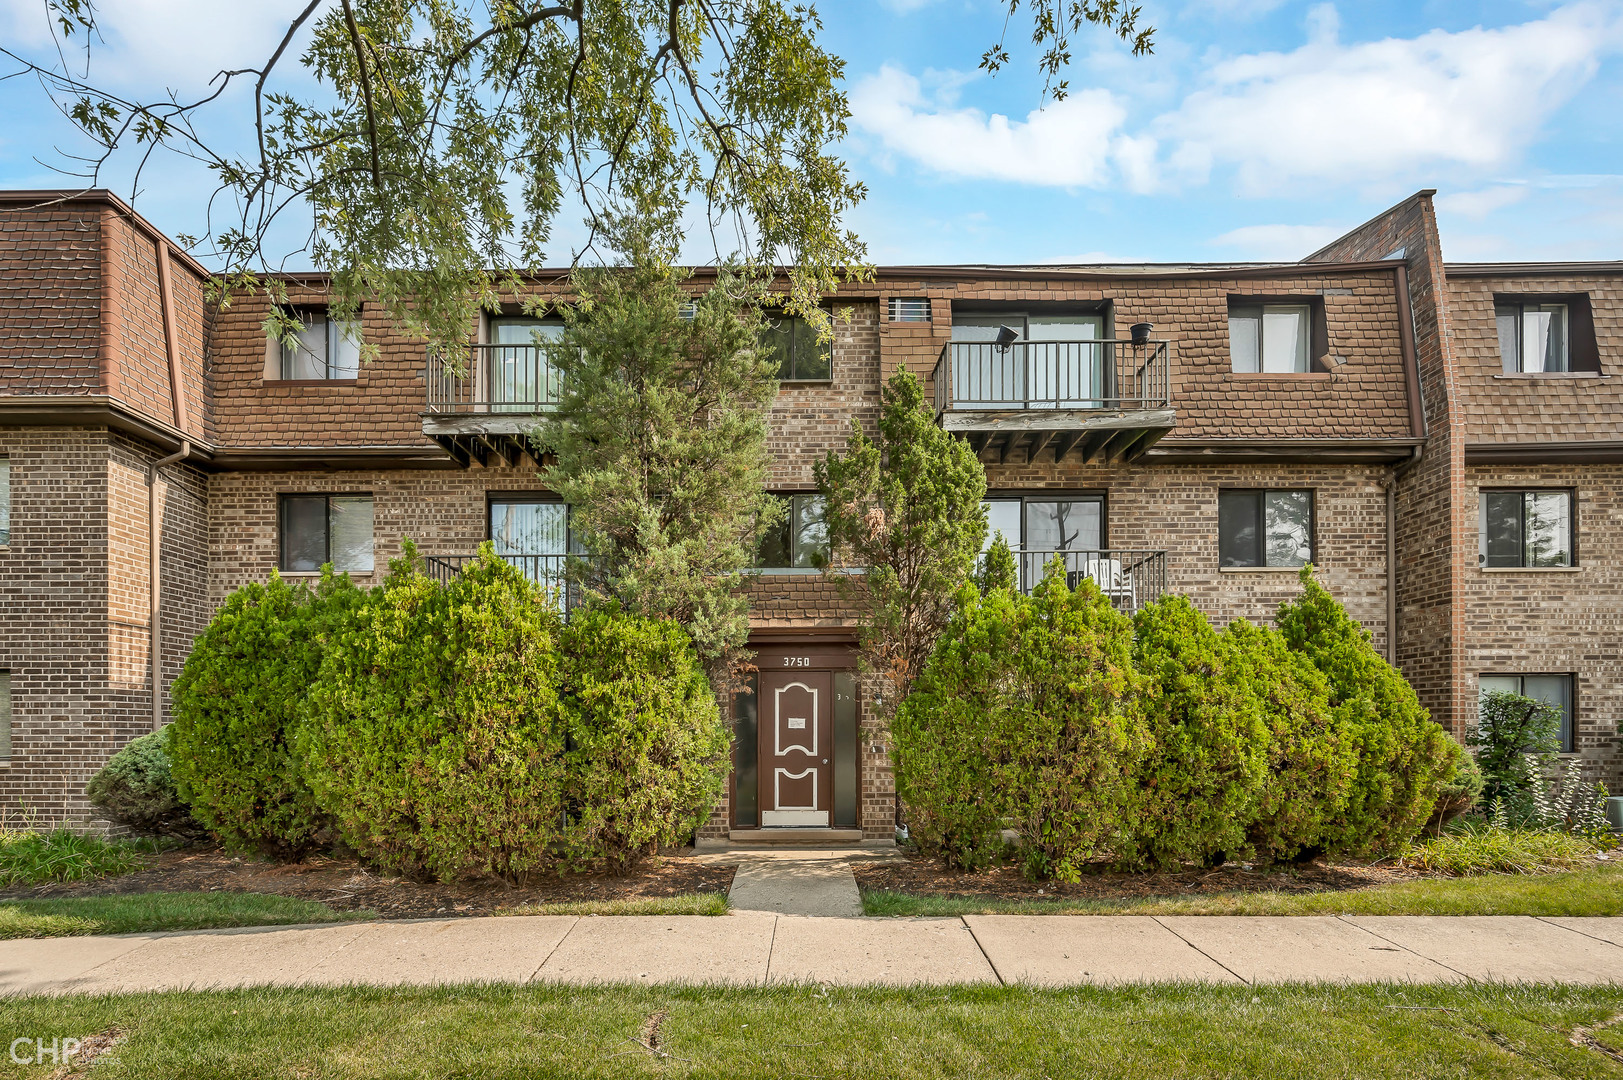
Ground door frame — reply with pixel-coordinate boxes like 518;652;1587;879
732;640;858;831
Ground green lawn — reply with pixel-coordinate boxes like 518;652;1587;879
0;893;374;939
862;862;1623;918
1;983;1620;1078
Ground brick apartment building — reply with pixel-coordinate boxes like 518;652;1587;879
0;188;1617;839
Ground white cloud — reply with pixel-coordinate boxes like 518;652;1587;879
1160;2;1623;193
1209;223;1343;258
848;65;1130;188
849;3;1623;196
1435;186;1530;219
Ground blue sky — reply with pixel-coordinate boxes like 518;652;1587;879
3;0;1621;267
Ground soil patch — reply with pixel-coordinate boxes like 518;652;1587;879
1;846;735;920
854;855;1425;902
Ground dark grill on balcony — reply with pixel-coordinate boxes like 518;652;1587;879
1016;549;1168;613
934;339;1175;464
423;553;592;613
422;344;561;466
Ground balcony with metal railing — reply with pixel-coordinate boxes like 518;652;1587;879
1015;549;1168;613
934;338;1175;464
423;552;593;613
422;344;561;465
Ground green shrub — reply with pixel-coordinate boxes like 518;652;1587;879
1428;742;1484;833
1221;618;1355;861
557;609;729;872
169;570;362;857
85;727;196;837
896;567;1148;881
1469;690;1561;809
1276;565;1460;855
1123;597;1269;869
301;546;570;882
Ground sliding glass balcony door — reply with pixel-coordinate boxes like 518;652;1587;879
489;318;562;412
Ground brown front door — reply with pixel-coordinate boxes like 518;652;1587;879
758;669;833;826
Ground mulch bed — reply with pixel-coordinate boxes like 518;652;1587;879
854;856;1424;902
1;846;735;920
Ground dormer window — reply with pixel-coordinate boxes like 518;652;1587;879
1497;301;1568;373
279;307;361;380
1229;303;1310;373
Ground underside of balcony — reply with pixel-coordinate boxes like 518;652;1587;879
420;414;542;468
945;408;1177;464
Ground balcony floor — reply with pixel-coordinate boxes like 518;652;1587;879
941;407;1176;464
422;413;545;468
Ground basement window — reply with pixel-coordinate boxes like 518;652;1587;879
280;494;374;573
276;307;361;381
1219;490;1314;567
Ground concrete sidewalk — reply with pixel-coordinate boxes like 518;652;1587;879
3;914;1620;995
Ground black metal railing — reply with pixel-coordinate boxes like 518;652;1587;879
425;344;563;414
934;339;1171;414
1014;549;1167;612
423;553;591;612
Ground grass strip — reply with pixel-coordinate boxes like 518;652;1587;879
0;829;163;887
861;862;1623;917
2;983;1621;1079
500;892;729;917
0;892;374;939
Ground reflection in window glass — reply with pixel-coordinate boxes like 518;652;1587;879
1229;304;1310;373
757;495;829;568
1025;500;1102;552
982;500;1022;550
1481;490;1572;568
280;494;374;573
1219;490;1313;567
279;308;360;380
760;315;832;380
1479;673;1574;752
1495;302;1568;373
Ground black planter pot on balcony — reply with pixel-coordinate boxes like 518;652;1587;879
1129;322;1154;346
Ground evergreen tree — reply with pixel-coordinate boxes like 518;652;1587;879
815;369;988;712
538;228;781;685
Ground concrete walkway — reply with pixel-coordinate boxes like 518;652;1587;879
3;915;1620;996
702;846;880;917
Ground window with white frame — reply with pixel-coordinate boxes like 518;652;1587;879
1480;489;1574;568
1219;489;1314;568
278;307;361;380
1479;673;1574;752
0;457;9;545
279;494;374;573
1229;303;1311;373
1496;301;1568;373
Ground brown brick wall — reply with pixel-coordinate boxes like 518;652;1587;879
846;270;1415;441
1462;463;1623;789
1305;193;1468;737
1448;273;1623;441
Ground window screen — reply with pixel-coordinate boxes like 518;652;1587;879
280;495;374;573
888;298;931;322
1219;490;1314;567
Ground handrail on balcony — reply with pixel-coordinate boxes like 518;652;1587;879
423;552;594;613
1014;548;1167;613
425;343;563;414
934;339;1171;414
